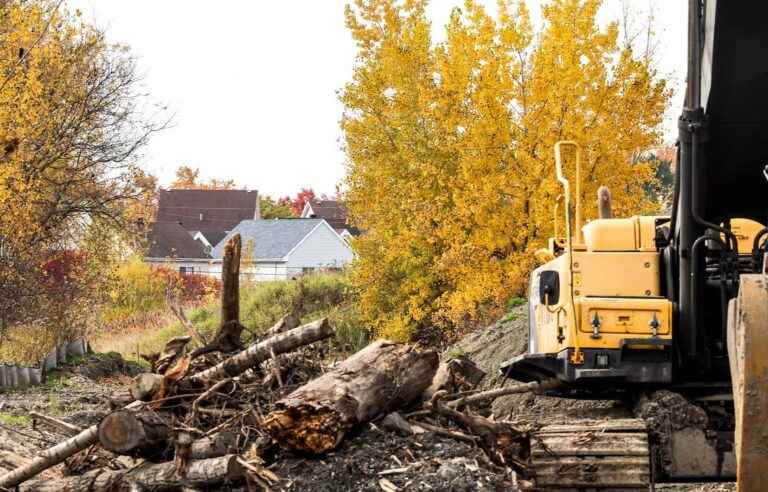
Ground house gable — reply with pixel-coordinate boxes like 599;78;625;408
284;220;354;270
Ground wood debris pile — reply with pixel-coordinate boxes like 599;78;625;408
0;235;549;492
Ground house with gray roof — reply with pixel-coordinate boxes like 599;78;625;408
211;218;354;281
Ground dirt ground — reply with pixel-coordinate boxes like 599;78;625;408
0;312;737;491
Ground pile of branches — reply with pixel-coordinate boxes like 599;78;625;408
0;236;552;492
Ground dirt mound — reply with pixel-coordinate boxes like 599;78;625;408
448;304;624;421
76;352;144;380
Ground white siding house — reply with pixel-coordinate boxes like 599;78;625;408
210;218;354;281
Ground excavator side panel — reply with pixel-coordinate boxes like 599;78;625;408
727;274;768;491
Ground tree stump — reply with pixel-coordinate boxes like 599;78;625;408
192;234;244;358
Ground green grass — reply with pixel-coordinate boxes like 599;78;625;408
96;273;371;360
506;296;526;310
0;412;30;426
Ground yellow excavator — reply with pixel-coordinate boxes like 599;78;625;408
502;2;768;490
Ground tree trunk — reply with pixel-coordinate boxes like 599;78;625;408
0;401;144;490
191;234;244;358
98;410;173;458
263;340;439;455
189;432;239;459
21;455;244;492
221;233;241;325
30;412;82;436
129;373;164;401
189;318;334;385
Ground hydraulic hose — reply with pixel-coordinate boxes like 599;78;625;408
668;143;681;242
753;227;768;252
690;128;739;252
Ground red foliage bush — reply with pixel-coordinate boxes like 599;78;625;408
151;266;220;304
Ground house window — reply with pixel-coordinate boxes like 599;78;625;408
180;266;194;276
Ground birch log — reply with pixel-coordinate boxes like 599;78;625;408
0;401;144;489
263;340;439;454
22;454;244;492
189;318;334;385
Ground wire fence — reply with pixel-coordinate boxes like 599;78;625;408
0;339;88;389
169;265;345;282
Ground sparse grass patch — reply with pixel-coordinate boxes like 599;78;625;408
0;413;30;426
95;273;370;359
506;297;526;310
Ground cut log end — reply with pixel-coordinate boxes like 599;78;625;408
98;411;144;454
97;410;171;457
263;406;345;455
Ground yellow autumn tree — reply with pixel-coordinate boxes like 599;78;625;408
0;1;164;342
342;0;671;340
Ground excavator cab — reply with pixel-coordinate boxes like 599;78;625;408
501;1;768;489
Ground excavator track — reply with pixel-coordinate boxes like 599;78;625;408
531;418;650;490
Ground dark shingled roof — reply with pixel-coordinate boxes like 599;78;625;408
156;189;258;244
210;219;325;260
304;199;360;236
147;222;211;259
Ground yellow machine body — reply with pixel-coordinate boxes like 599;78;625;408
525;215;674;384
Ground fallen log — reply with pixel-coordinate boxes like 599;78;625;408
266;313;300;336
263;340;439;454
446;378;560;409
189;317;334;385
22;454;245;492
98;409;174;457
189;432;239;460
0;401;144;490
29;412;82;436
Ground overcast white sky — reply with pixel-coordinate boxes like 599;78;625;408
66;1;686;198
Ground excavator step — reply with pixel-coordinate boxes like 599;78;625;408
532;419;650;490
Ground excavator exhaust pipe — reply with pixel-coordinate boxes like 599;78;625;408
597;186;612;219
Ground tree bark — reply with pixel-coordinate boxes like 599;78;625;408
221;233;241;325
446;379;560;409
98;410;173;458
129;373;165;401
21;454;245;492
189;318;334;385
263;340;439;455
191;234;244;358
189;432;239;460
423;356;486;401
0;401;144;490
